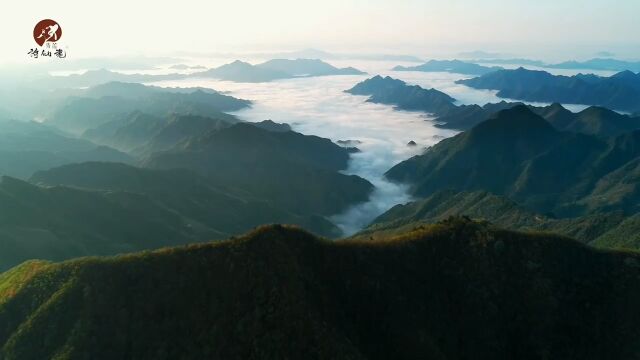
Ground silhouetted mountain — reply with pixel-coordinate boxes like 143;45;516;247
345;76;523;130
0;119;131;178
442;101;640;135
393;59;502;75
345;76;640;133
433;101;522;130
457;68;640;112
47;82;248;134
84;81;242;103
386;106;640;216
2;220;640;359
195;59;365;82
41;69;187;88
168;64;206;70
145;123;373;216
468;58;547;66
535;103;640;136
257;58;365;76
31;162;341;239
0;158;344;270
83;112;233;155
195;60;291;82
346;75;456;114
251;119;292;132
548;58;640;72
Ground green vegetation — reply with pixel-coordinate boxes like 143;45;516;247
83;112;233;155
386;105;640;217
1;220;639;359
32;161;341;239
0;175;201;272
145;123;374;216
356;189;640;249
0;118;131;178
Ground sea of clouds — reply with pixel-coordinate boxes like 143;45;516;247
149;59;604;235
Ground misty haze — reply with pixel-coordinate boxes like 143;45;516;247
1;1;640;359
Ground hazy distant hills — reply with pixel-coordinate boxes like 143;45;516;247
386;105;640;217
393;59;503;75
196;60;292;82
83;112;233;155
31;162;340;236
547;58;640;72
144;122;373;216
2;220;640;359
197;59;365;82
0;155;355;270
0;77;376;271
457;68;640;113
461;57;640;72
257;58;364;76
346;75;456;114
346;75;510;128
470;58;547;66
0;118;131;178
0;175;199;271
42;69;188;88
346;75;640;134
36;58;366;88
47;82;248;134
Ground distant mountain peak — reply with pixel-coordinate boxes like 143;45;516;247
476;105;556;135
228;60;252;66
612;69;639;79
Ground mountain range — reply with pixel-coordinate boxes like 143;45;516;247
357;189;640;249
0;175;199;272
346;75;640;134
457;68;640;113
47;82;248;135
547;58;640;72
1;219;639;359
37;58;366;89
345;75;456;114
393;59;503;75
143;122;373;216
197;59;365;82
0;118;132;178
385;105;640;217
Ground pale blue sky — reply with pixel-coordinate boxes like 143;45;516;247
3;0;639;61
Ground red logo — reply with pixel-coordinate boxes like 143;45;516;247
33;19;62;46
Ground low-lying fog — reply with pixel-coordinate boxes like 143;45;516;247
147;59;609;234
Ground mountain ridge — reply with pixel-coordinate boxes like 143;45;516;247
1;220;639;359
